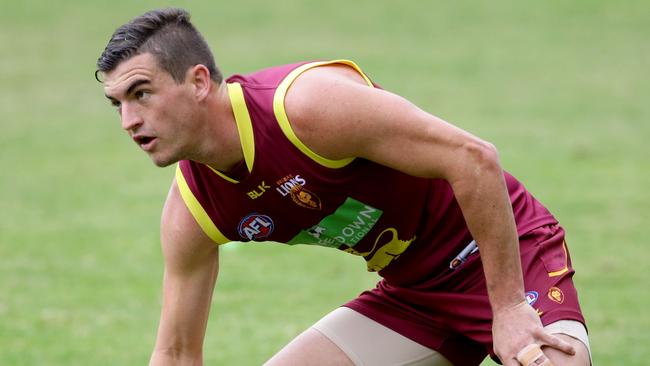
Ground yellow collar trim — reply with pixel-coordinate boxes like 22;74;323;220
205;82;256;184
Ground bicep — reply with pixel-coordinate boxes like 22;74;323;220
286;70;492;181
350;89;484;180
161;180;218;271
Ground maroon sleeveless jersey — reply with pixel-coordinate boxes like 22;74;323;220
175;60;558;285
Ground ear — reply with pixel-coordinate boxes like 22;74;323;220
187;64;212;101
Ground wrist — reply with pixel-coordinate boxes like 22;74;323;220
491;296;527;318
150;348;203;366
485;272;525;313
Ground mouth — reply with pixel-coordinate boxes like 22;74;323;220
133;135;157;151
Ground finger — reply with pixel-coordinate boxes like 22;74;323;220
516;344;554;366
501;357;521;366
538;331;576;355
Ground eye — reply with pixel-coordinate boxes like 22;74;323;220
110;99;121;108
135;90;150;101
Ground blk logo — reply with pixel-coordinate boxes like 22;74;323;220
247;181;271;200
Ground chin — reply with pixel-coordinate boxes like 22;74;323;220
150;154;178;168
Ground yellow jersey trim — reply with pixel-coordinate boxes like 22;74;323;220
548;241;569;277
205;165;239;184
273;60;373;169
227;82;255;173
175;164;230;245
201;82;256;184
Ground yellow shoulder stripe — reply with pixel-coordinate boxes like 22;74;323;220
175;164;230;245
273;60;373;169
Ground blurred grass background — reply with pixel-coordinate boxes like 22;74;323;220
0;0;648;364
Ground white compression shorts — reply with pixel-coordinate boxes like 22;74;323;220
312;307;591;366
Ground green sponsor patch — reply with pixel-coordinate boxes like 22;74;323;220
289;198;382;248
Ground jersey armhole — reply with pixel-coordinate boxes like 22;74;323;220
175;164;231;245
273;59;374;169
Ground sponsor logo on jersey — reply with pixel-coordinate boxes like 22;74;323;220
547;286;564;304
289;198;382;248
287;197;414;272
247;181;271;199
306;225;327;239
344;227;416;272
237;213;274;240
525;291;539;306
275;174;321;210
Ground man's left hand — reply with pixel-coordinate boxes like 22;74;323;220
492;300;575;366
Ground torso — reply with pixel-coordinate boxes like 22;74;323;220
175;60;558;285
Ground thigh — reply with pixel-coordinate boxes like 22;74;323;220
264;327;354;366
544;320;592;365
311;307;453;366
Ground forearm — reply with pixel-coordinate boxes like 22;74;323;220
449;143;578;363
150;264;217;366
450;141;524;312
151;183;220;366
149;312;207;366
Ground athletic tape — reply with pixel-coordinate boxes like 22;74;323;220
516;344;554;366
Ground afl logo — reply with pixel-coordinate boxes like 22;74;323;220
238;213;274;241
525;291;539;306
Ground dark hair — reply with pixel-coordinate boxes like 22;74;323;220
95;8;222;84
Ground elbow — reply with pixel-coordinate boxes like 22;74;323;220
460;139;502;177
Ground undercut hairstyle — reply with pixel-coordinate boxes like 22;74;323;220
96;8;222;84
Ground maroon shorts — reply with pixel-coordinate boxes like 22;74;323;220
345;224;586;366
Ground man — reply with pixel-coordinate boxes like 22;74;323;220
97;8;591;366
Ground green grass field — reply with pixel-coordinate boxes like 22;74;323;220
1;1;648;364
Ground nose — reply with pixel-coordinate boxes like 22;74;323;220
120;102;143;132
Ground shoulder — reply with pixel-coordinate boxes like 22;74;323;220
282;63;381;160
284;63;370;110
161;179;217;258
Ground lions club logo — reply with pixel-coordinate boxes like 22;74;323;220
547;287;564;304
238;213;274;240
